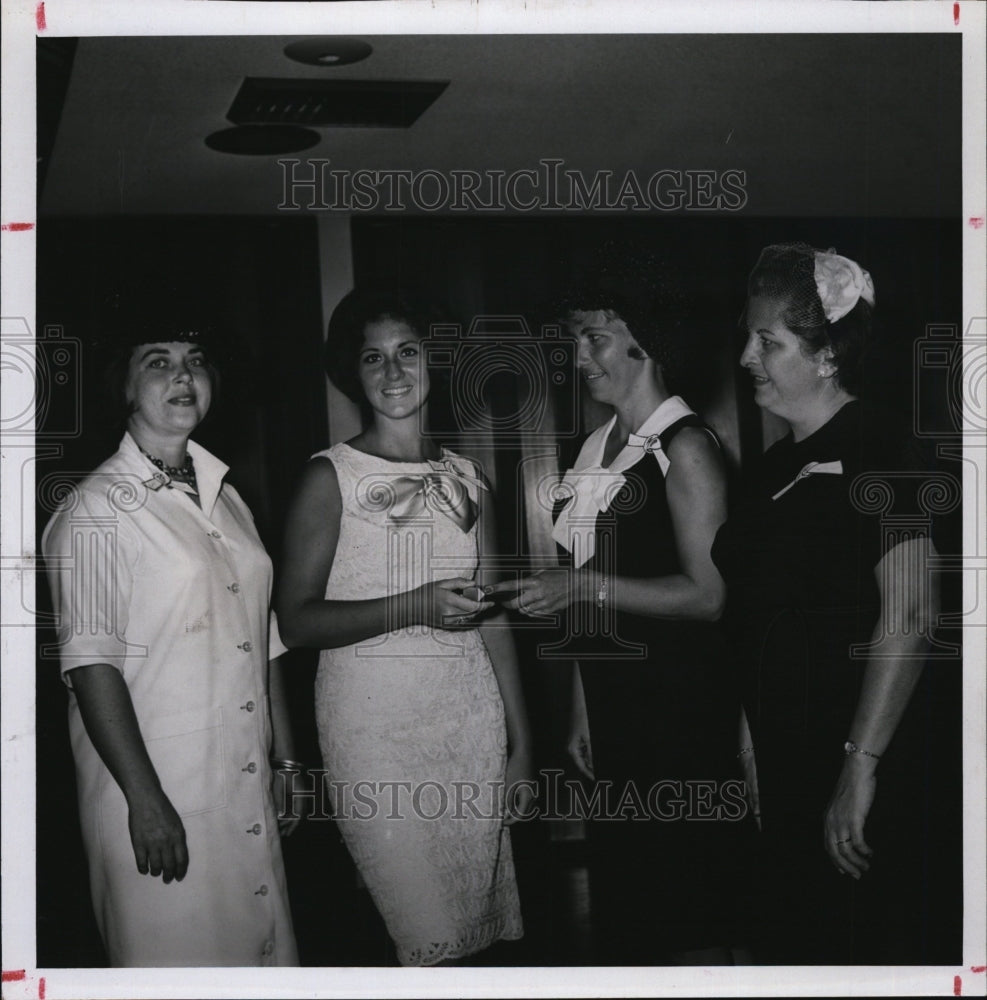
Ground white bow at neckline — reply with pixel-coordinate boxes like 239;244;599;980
551;397;697;567
355;449;488;533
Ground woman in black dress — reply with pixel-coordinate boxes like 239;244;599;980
712;243;940;964
490;258;749;964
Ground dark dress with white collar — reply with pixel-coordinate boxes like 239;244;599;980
555;400;750;961
712;399;948;963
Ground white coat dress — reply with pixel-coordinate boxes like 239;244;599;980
42;432;298;967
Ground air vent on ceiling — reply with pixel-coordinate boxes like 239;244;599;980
227;78;449;128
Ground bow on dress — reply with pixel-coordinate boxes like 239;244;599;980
551;396;698;568
378;453;488;533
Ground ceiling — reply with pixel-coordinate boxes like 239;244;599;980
40;32;961;217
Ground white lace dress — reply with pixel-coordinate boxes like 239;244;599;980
314;442;522;965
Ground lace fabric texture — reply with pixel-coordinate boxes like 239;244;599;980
314;443;522;965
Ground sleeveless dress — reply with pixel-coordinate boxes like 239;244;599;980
313;442;523;966
552;397;749;962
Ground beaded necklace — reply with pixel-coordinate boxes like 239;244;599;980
138;444;198;493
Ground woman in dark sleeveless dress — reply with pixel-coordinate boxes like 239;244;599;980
712;244;943;963
491;257;750;964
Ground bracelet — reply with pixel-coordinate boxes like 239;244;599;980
596;576;609;610
270;757;307;771
843;740;881;760
736;746;755;758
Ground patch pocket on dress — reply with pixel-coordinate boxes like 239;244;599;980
141;706;227;818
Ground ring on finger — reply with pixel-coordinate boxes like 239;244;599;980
835;838;851;846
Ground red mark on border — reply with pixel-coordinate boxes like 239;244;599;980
953;2;959;25
36;2;46;31
1;223;36;232
972;966;987;974
1;971;46;997
970;218;985;229
954;975;962;996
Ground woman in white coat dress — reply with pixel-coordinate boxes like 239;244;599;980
42;310;299;967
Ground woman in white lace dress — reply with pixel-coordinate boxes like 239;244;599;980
277;290;530;965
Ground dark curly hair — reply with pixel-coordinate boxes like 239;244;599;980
324;289;439;413
742;242;873;396
96;286;223;428
558;245;696;392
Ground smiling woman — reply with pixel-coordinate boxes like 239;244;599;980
738;245;873;441
125;342;213;452
356;318;430;421
41;304;300;967
712;243;939;964
568;309;651;412
277;289;529;966
491;250;753;964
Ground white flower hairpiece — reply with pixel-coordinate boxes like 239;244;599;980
813;248;876;323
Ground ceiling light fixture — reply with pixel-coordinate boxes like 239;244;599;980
204;124;321;156
283;38;373;67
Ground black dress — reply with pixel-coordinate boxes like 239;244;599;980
711;399;951;964
555;401;751;962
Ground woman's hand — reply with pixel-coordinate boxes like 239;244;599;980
737;710;760;831
414;577;493;629
267;655;301;837
567;730;594;781
567;726;595;781
822;536;938;879
126;786;189;883
487;569;577;617
272;769;302;837
503;747;536;825
823;756;876;878
281;460;494;647
69;663;190;883
567;665;594;780
737;750;761;832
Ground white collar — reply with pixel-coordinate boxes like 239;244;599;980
572;395;696;476
120;431;229;518
551;396;697;567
